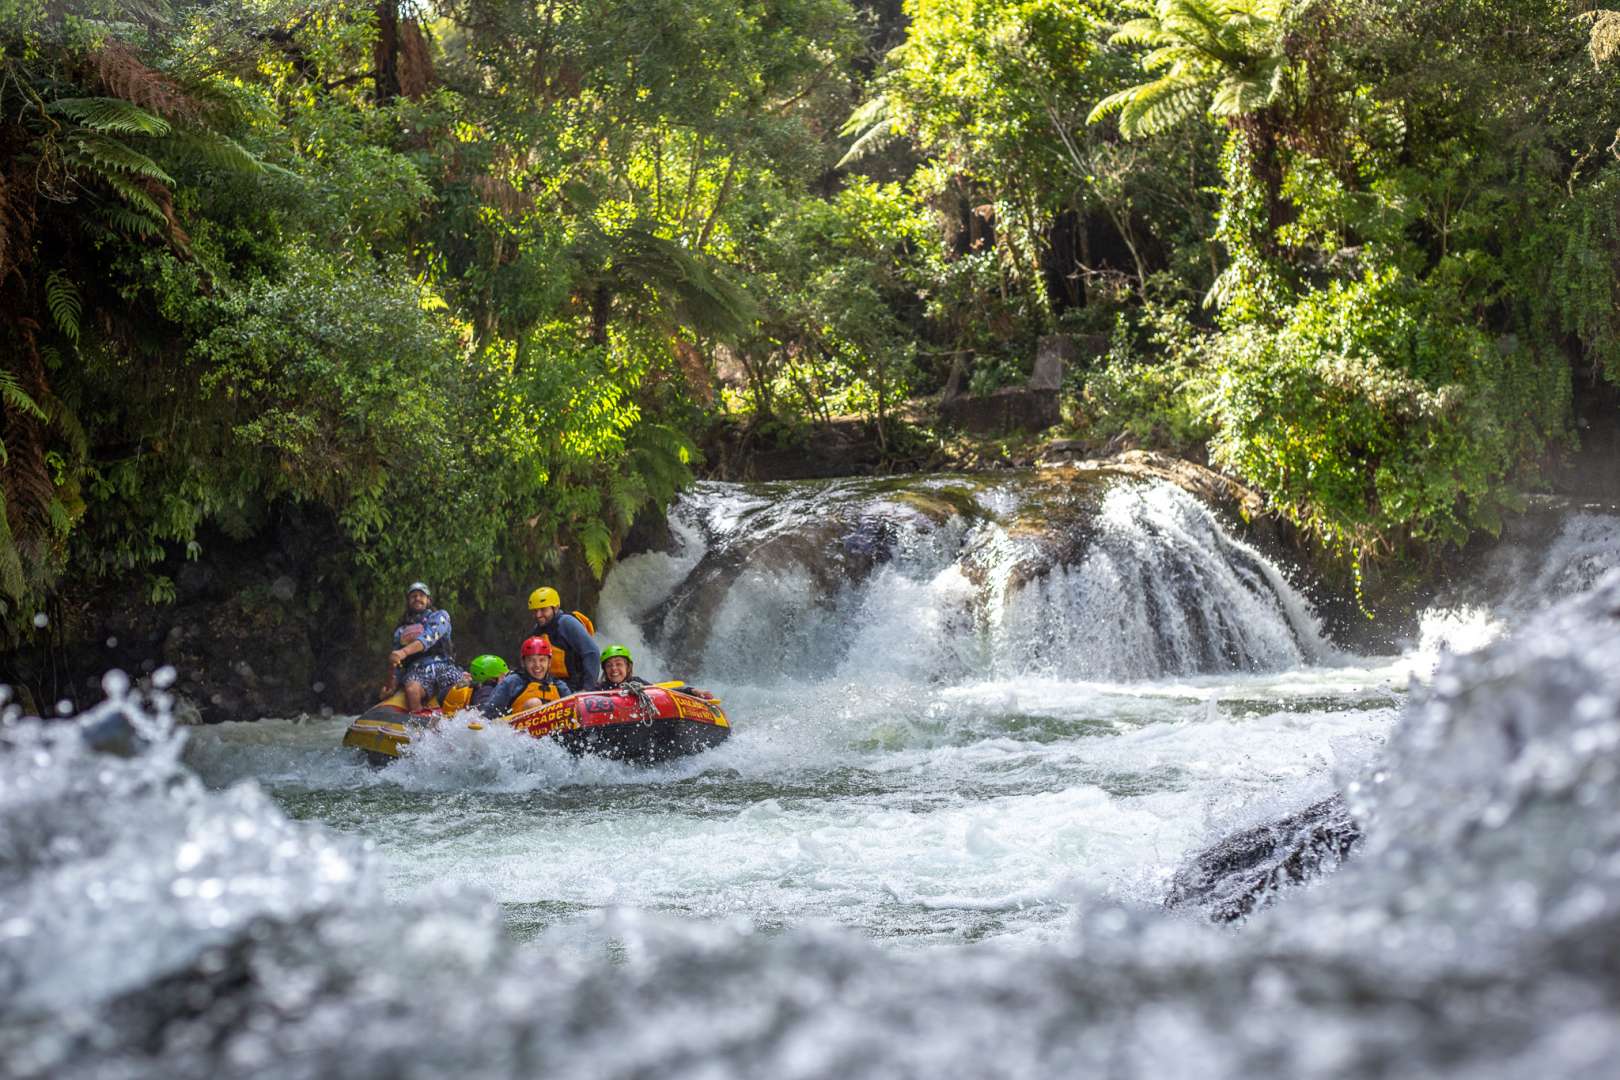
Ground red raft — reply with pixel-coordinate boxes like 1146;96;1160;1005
342;683;731;766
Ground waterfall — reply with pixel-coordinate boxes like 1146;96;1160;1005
598;474;1330;685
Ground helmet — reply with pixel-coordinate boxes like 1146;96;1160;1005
407;581;432;598
600;645;633;665
469;655;509;682
520;636;553;658
528;586;560;610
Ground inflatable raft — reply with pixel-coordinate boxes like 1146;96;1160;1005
342;684;731;766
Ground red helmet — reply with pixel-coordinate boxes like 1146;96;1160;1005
520;636;552;658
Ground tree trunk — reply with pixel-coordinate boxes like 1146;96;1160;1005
590;283;611;346
374;2;401;103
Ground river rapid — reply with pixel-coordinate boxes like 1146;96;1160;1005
6;472;1620;1078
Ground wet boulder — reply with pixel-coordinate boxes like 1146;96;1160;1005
1164;796;1361;922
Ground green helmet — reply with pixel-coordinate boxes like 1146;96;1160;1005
469;654;509;683
600;645;633;665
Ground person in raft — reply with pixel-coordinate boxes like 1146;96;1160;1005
467;654;513;716
526;586;601;692
382;582;466;711
592;645;715;699
486;636;573;715
595;645;648;690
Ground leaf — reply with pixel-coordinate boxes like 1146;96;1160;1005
68;133;174;184
577;520;614;580
45;271;82;342
49;97;171;136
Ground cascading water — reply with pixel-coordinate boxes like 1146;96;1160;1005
6;471;1620;1078
616;473;1330;686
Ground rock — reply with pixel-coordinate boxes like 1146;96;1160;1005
939;387;1062;435
1029;335;1075;390
1037;438;1092;463
941;352;969;401
1164;796;1361;922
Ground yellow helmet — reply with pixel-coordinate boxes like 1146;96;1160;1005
528;586;561;610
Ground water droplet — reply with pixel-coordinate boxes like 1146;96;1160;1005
105;636;118;648
101;670;130;698
153;666;177;689
32;611;47;628
55;699;73;716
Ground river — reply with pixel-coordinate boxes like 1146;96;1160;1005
5;473;1620;1078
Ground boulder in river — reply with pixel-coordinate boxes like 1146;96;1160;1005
1164;796;1362;922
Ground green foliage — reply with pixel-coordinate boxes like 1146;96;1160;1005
1087;0;1288;137
1076;298;1216;452
1208;270;1569;553
6;0;1620;641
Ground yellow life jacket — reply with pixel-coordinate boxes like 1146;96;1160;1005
542;610;595;680
511;679;564;713
440;684;473;712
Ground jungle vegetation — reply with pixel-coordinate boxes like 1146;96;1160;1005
3;0;1619;637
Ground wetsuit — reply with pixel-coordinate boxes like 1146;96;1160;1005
528;611;601;691
393;607;463;702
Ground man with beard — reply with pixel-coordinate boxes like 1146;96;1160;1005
382;582;465;711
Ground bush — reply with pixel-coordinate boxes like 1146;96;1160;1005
1207;269;1569;554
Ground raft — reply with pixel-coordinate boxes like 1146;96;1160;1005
341;684;731;767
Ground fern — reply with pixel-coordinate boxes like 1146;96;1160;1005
49;97;171;136
0;369;46;422
99;205;166;236
165;131;278;176
0;490;25;602
45;271;82;342
577;520;614;580
100;173;168;224
837;94;898;169
68;133;174;184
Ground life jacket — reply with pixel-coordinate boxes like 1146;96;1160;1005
534;610;594;681
511;679;565;713
440;683;473;712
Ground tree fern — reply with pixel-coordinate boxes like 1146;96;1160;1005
45;271;82;342
1089;0;1287;138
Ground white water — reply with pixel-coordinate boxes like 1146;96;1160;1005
6;477;1620;1078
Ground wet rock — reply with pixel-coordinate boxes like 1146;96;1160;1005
1164;796;1361;922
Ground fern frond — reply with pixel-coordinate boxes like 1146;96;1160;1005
49;97;171;136
0;491;26;601
101;173;168;223
68;133;174;184
45;271;82;342
577;520;614;580
836;94;898;169
99;205;166;236
164;131;274;176
40;387;89;460
0;369;46;421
